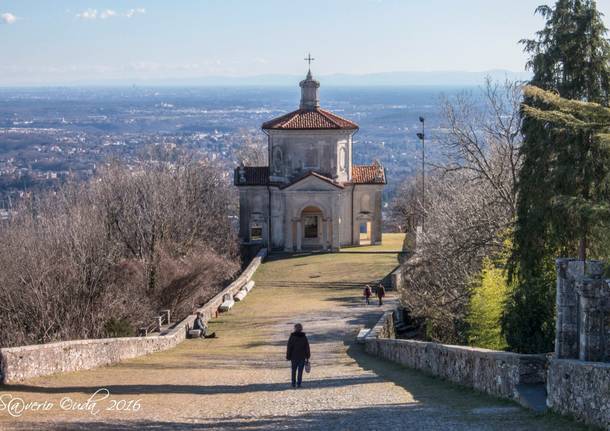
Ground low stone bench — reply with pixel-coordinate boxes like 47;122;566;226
219;293;235;312
188;329;202;339
243;280;255;292
234;289;247;301
356;328;371;344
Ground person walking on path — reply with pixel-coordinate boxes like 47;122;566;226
377;283;386;306
363;285;372;305
286;323;310;388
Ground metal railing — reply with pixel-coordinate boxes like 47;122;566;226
137;309;171;337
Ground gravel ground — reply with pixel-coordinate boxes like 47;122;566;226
0;248;589;431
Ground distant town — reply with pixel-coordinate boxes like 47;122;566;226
0;85;458;215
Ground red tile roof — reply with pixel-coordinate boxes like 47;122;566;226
235;164;386;187
352;163;386;185
262;108;359;130
234;166;269;186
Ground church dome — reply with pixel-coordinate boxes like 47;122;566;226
262;67;359;131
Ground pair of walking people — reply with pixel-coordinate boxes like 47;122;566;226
363;283;385;306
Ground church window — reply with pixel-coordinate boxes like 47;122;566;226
303;216;318;238
339;146;347;171
250;223;263;241
272;146;283;173
304;147;318;168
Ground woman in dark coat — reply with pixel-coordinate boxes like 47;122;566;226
377;283;386;306
286;323;310;388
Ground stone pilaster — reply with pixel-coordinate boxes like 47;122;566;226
555;259;606;360
576;276;608;362
555;258;580;359
296;221;302;251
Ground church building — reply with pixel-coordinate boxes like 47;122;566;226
234;66;386;252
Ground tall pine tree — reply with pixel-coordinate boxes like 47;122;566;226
504;0;610;353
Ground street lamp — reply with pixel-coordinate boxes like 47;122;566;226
416;117;425;231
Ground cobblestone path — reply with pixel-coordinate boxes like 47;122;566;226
0;240;586;430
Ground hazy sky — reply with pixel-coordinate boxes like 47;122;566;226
1;0;609;85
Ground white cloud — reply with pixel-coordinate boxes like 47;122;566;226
1;12;17;25
125;8;146;18
100;9;117;20
76;7;145;20
76;9;98;20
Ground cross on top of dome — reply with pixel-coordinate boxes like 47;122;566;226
304;53;315;74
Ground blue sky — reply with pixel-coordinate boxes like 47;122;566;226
0;0;609;85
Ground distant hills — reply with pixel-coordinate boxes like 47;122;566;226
177;70;532;87
6;70;532;88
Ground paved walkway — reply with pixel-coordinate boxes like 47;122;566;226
0;237;585;430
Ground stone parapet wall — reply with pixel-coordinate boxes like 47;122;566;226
0;331;187;385
547;358;610;429
364;312;546;404
390;266;403;291
365;310;395;340
192;248;267;324
0;248;267;384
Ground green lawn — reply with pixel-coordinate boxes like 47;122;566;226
255;233;405;286
340;232;408;252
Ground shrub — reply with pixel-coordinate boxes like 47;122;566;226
466;256;509;350
104;318;135;338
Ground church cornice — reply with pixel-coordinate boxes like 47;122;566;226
279;171;345;190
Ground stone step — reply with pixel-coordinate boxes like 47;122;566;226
515;383;548;413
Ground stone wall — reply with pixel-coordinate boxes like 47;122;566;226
0;248;267;385
547;358;610;429
550;258;610;429
390;266;402;291
364;311;546;406
366;310;396;340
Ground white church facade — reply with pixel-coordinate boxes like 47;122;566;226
234;68;386;252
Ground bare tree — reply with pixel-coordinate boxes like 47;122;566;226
438;78;522;216
0;160;239;348
397;79;523;343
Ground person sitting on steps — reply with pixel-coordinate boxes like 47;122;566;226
193;312;216;338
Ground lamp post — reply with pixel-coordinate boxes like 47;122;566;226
416;116;425;231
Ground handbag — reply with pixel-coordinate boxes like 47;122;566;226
305;360;311;373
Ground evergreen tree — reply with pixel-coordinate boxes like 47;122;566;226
505;0;610;353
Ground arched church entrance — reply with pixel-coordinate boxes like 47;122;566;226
301;206;323;249
291;204;332;251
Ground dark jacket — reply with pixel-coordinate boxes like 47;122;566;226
286;331;310;362
193;317;207;331
377;286;386;298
